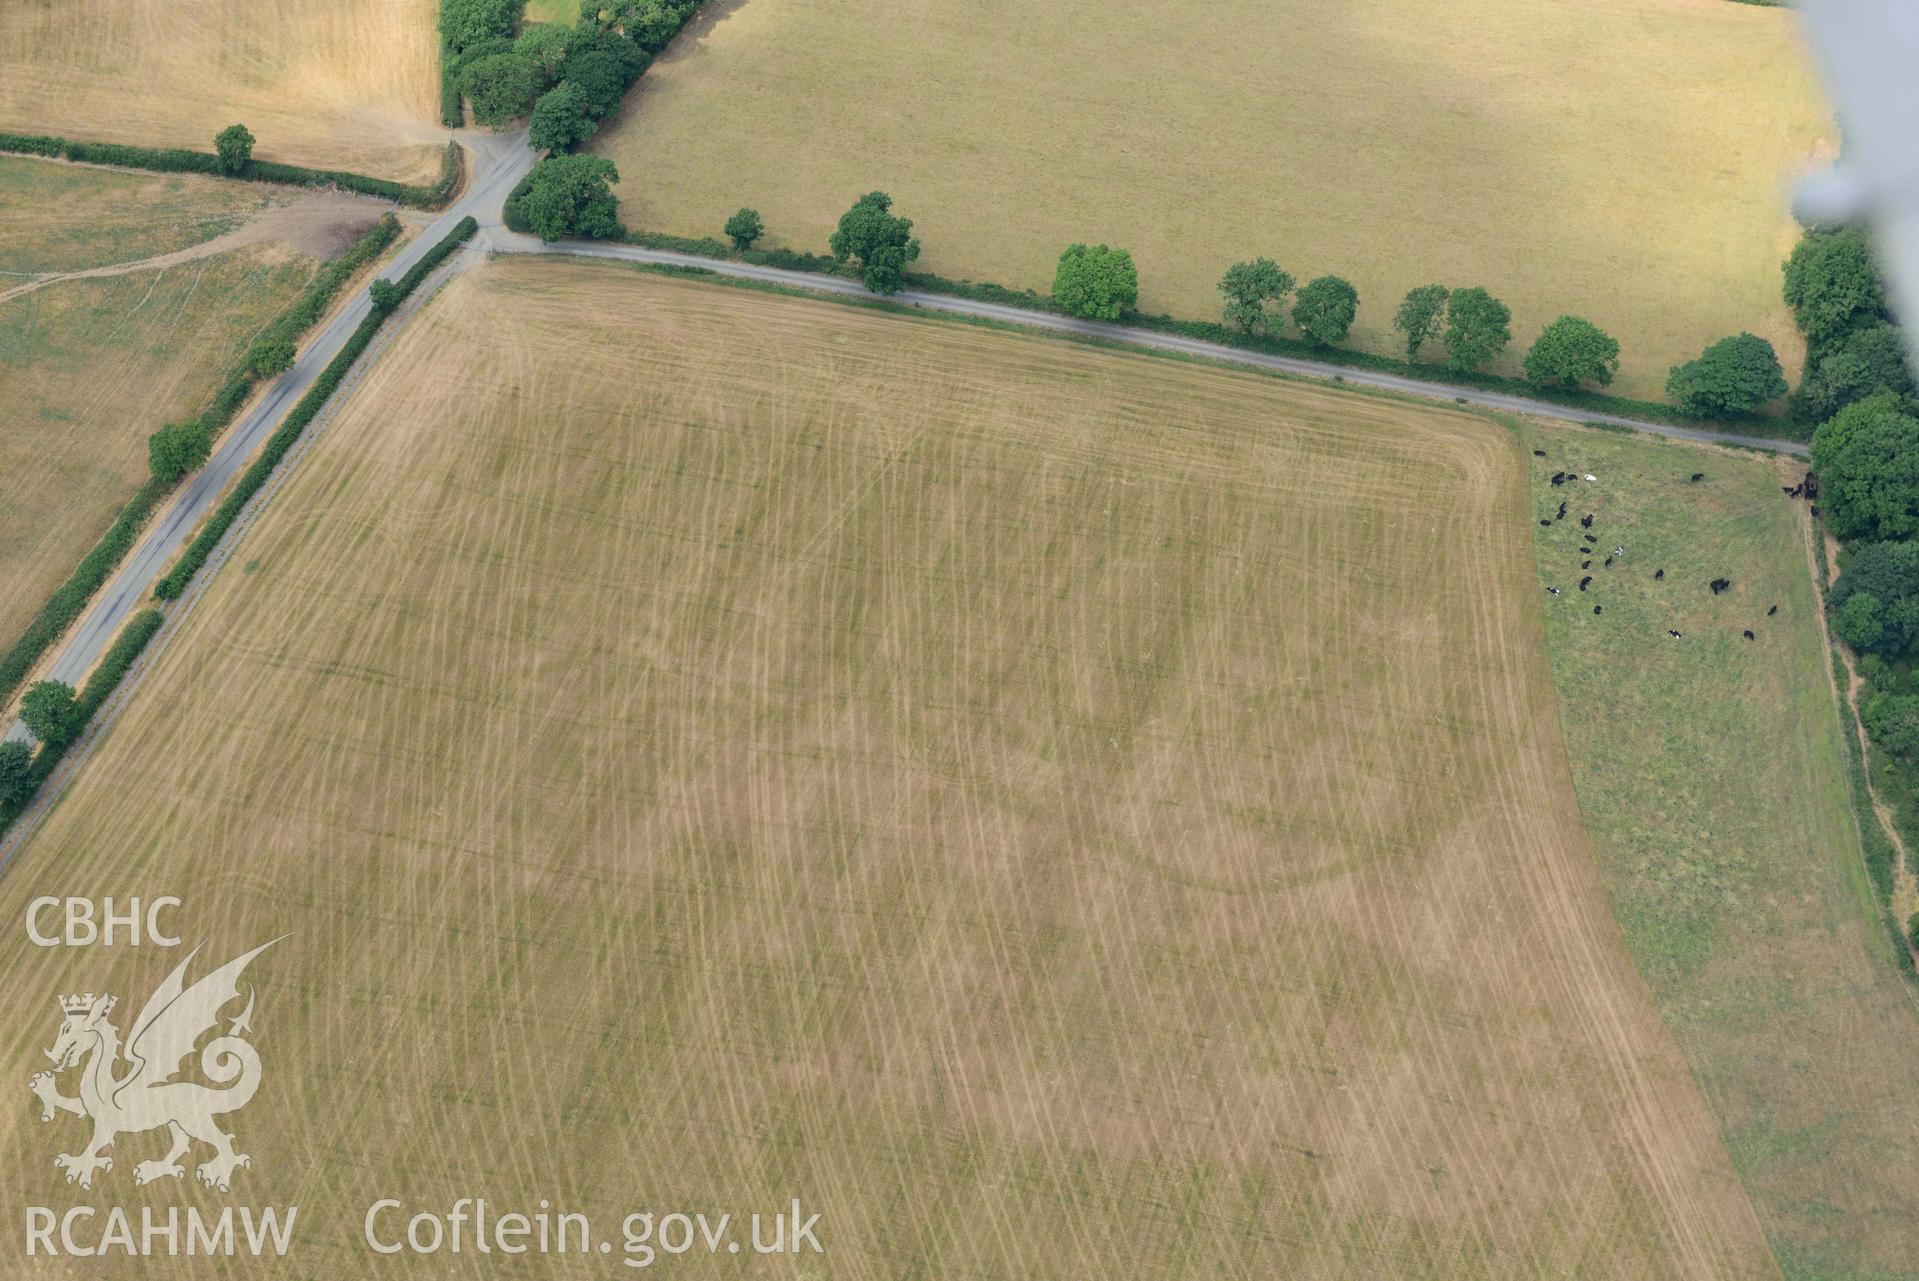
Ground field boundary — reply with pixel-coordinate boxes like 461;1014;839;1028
0;214;401;713
0;252;476;863
0;131;464;209
624;230;1809;444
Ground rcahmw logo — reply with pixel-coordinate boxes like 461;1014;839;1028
24;938;299;1260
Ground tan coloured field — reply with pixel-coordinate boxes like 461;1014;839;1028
0;159;356;649
0;0;443;183
600;0;1832;400
1;260;1778;1277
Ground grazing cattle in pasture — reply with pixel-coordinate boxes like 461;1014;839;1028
1580;576;1592;590
1654;568;1665;580
1551;472;1568;486
1803;473;1819;499
1539;519;1551;527
1580;514;1593;528
1584;534;1598;544
1690;473;1704;482
1604;556;1614;567
1547;586;1561;596
1743;630;1756;640
1533;450;1547;458
1593;605;1602;615
1768;604;1778;616
1710;578;1730;594
1667;630;1682;638
1582;560;1591;569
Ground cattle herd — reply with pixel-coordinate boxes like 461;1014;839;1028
1529;447;1810;645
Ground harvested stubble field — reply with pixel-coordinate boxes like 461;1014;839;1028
2;260;1780;1277
0;160;340;648
600;0;1831;400
1521;427;1919;1280
0;0;443;183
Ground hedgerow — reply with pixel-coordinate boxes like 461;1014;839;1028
153;217;479;601
0;134;463;209
0;609;165;838
0;215;398;709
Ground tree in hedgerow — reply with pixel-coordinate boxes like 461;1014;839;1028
460;50;543;125
0;739;32;810
530;82;598;152
561;32;650;116
1830;540;1919;656
1863;688;1919;759
1292;275;1358;347
725;207;764;250
1443;287;1511;372
584;0;697;51
1394;284;1449;362
1811;393;1919;541
510;154;623;242
19;680;83;748
1665;332;1788;420
514;22;575;80
1524;315;1620;391
147;420;211;484
369;278;401;315
1783;226;1887;355
1218;259;1293;335
830;192;920;295
440;0;522;52
247;339;296;379
214;124;254;175
1797;321;1915;423
1053;243;1138;321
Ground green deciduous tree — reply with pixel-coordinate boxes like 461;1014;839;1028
1830;540;1919;656
514;22;574;79
1837;591;1888;654
1797;321;1915;423
0;739;32;810
509;153;622;242
460;50;543;125
1863;689;1919;758
1053;243;1138;321
530;81;598;151
830;192;920;295
440;0;523;53
20;680;82;748
1394;284;1448;362
214;124;254;175
147;420;211;484
1218;259;1293;335
1443;287;1511;373
369;278;401;314
1291;275;1358;347
247;339;296;379
560;34;649;116
1665;333;1788;419
1783;227;1887;355
724;207;764;250
1524;315;1620;390
1811;394;1919;542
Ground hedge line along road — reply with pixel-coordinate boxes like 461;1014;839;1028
1;131;536;745
5;132;1805;743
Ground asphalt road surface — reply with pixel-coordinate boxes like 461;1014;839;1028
5;132;1807;743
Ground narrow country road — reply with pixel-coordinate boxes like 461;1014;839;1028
5;131;1806;743
1;131;535;744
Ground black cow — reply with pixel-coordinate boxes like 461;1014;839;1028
1579;514;1593;528
1710;578;1730;594
1593;605;1602;615
1584;534;1598;544
1768;604;1778;616
1604;556;1614;567
1690;473;1705;482
1539;519;1551;527
1533;450;1547;458
1655;568;1665;580
1580;576;1592;590
1582;560;1591;569
1743;630;1755;640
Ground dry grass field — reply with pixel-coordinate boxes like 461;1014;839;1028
0;158;365;649
599;0;1831;400
1519;427;1919;1280
0;260;1781;1278
0;0;443;183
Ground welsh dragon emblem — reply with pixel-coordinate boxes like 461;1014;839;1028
28;938;280;1192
